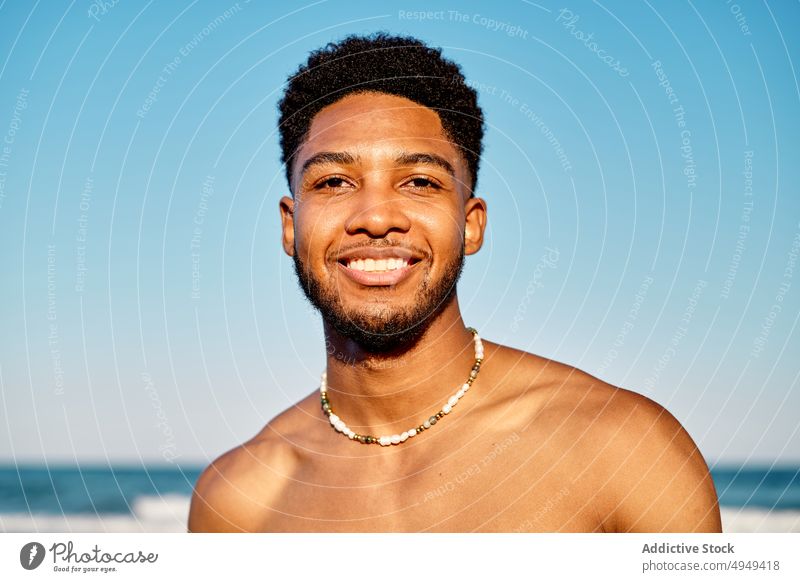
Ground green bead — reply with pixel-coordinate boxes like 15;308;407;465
429;416;437;425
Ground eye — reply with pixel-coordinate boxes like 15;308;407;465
405;176;441;190
314;176;355;191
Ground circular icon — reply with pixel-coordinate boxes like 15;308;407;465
20;542;46;570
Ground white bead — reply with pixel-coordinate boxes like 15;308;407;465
442;403;452;414
391;434;401;445
448;395;458;407
329;414;339;423
423;420;431;429
408;429;416;437
456;389;465;398
400;432;409;442
379;436;391;446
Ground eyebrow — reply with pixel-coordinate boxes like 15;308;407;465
299;150;456;178
300;151;359;176
394;151;455;178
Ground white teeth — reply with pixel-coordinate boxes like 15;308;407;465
346;257;410;272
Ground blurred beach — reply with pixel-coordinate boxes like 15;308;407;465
0;465;797;533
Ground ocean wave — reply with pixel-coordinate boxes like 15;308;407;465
721;508;800;533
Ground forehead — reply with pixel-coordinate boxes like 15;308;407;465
297;92;462;166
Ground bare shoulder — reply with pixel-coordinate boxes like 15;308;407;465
188;397;315;532
522;355;721;532
488;343;720;532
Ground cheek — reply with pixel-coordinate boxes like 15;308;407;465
293;205;340;264
414;205;464;251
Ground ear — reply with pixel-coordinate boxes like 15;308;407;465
279;195;295;257
464;196;487;255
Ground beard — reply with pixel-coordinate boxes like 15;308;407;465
293;241;465;353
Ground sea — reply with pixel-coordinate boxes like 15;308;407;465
0;465;797;532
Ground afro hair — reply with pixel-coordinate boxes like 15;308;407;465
277;32;484;193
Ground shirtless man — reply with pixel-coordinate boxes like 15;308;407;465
188;33;721;533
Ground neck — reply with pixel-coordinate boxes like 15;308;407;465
321;297;477;435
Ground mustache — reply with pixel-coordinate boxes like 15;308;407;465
327;240;431;262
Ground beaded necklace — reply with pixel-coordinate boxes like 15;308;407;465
320;328;484;446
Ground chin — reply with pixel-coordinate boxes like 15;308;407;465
327;316;429;354
330;293;456;354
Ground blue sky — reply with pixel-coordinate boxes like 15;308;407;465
0;0;798;467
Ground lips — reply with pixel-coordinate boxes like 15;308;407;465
336;261;418;286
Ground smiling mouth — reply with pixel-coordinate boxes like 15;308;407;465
335;254;423;287
339;257;420;273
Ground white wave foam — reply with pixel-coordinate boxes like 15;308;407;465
132;493;191;523
0;494;191;533
721;508;800;533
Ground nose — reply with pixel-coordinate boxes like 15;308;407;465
344;177;411;238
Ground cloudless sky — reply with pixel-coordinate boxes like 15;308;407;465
0;0;798;467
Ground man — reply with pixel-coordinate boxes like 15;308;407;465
189;33;721;533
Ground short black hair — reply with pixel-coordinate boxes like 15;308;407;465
277;32;484;193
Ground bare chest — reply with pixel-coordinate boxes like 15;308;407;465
257;432;601;532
